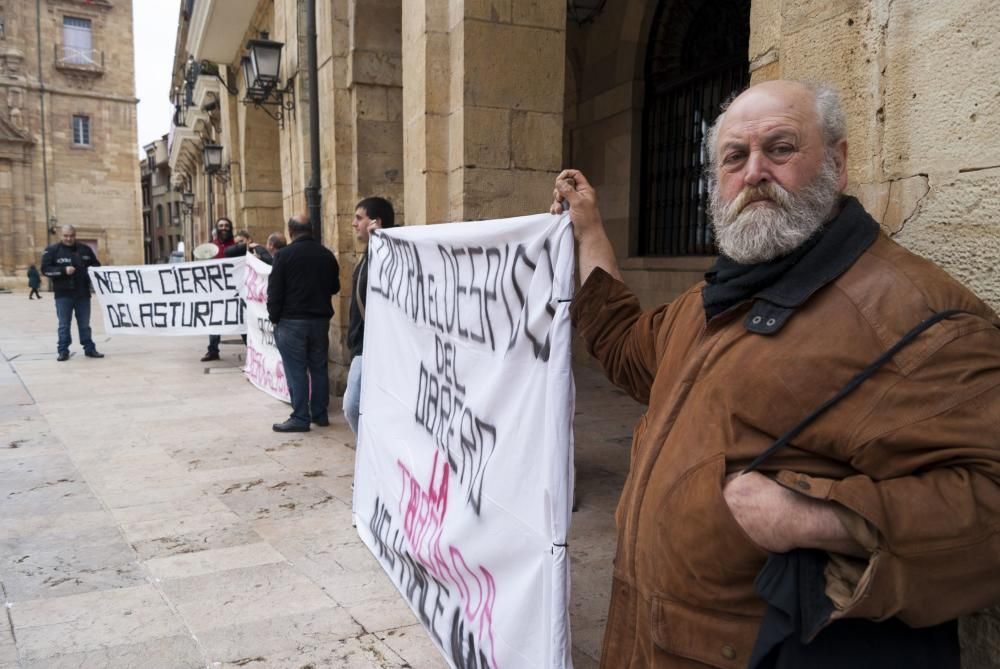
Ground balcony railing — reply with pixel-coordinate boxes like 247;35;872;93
55;45;104;73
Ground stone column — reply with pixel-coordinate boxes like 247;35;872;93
403;0;566;226
12;158;30;267
320;0;405;379
0;160;12;273
350;0;403;217
401;0;450;226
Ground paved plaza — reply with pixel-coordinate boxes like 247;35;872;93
0;289;641;668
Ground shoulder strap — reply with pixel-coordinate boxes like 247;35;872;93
742;309;976;474
355;253;367;320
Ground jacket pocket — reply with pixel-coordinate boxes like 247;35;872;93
646;453;770;606
651;596;759;669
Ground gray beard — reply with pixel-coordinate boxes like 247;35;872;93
709;157;841;264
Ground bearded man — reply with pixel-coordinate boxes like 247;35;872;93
553;80;1000;668
201;217;236;362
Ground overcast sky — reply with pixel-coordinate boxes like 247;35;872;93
133;0;181;156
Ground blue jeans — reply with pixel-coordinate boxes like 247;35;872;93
342;355;363;436
55;295;95;354
274;318;330;426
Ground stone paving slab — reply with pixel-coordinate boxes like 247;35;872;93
10;585;188;662
0;289;640;667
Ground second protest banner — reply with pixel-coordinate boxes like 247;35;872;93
354;212;577;669
241;253;290;403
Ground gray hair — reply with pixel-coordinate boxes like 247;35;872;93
60;224;76;234
704;81;846;181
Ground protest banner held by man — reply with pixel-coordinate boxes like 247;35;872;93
201;217;236;362
267;214;340;432
41;224;104;361
342;196;395;437
553;79;1000;668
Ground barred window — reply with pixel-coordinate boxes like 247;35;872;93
72;114;91;146
638;0;750;256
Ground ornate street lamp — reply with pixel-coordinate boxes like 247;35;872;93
202;143;231;183
181;190;195;214
241;56;266;103
203;143;223;173
246;33;283;90
239;32;295;126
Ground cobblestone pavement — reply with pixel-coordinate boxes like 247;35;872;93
0;289;642;668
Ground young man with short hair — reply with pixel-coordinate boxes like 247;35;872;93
343;197;395;436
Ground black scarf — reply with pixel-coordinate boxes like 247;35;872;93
701;197;877;320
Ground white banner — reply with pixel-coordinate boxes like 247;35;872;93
241;254;290;403
355;213;576;669
90;258;247;335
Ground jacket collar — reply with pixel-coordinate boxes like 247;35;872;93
740;196;880;335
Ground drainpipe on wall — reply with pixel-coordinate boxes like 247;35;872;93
304;0;321;244
35;0;52;245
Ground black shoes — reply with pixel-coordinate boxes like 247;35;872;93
312;417;330;427
273;420;310;433
200;352;220;362
58;351;103;361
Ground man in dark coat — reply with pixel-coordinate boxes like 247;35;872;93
267;215;340;432
40;224;104;361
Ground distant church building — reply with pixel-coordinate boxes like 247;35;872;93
0;0;142;286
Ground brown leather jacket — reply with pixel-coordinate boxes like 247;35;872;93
571;207;1000;668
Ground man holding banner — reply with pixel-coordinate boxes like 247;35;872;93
267;215;340;432
554;80;1000;668
342;196;395;436
200;217;236;362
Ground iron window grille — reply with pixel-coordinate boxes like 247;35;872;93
637;0;750;257
638;62;748;256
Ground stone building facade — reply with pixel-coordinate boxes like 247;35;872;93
141;135;185;264
0;0;142;287
170;1;998;660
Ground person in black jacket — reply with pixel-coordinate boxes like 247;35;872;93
40;225;104;361
342;196;395;436
27;264;42;299
248;232;286;265
267;215;340;432
223;229;252;258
